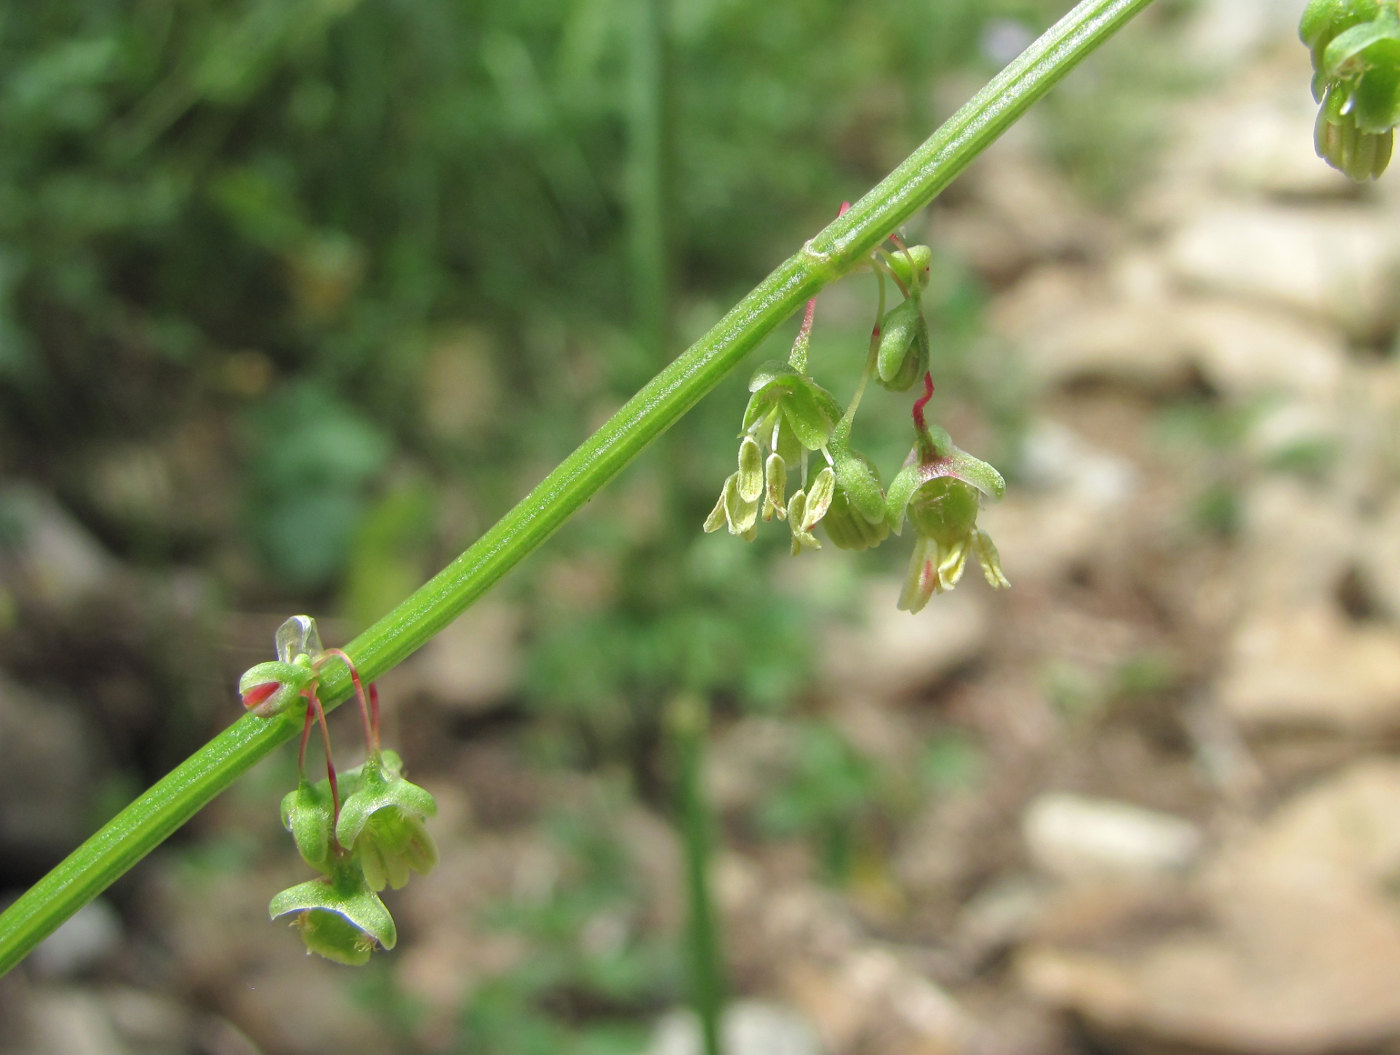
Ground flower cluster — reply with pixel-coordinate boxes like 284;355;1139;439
239;615;437;965
1302;0;1400;179
702;236;1008;611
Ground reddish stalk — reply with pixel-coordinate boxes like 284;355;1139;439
317;648;379;755
912;371;935;434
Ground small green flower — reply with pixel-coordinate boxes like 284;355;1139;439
705;362;846;546
335;751;439;891
886;426;1008;612
269;860;398;965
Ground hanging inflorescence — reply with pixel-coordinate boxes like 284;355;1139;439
703;228;1009;614
238;616;437;965
1302;0;1400;180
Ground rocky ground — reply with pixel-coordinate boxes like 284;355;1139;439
6;3;1400;1054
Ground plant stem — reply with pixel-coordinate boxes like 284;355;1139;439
0;0;1155;977
672;696;726;1055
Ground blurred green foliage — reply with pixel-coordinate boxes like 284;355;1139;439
465;801;676;1054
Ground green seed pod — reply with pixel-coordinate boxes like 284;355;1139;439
876;299;930;392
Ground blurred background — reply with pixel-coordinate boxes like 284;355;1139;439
5;0;1400;1052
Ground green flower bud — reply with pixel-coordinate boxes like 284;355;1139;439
269;861;398;965
875;299;930;393
1316;85;1395;178
822;488;890;551
821;447;888;551
239;658;313;717
885;244;933;292
281;778;335;873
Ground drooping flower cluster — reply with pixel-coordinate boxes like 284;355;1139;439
239;615;437;965
702;235;1008;611
1302;0;1400;179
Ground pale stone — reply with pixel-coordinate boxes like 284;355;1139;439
1021;762;1400;1054
1234;478;1355;608
649;1001;822;1055
1174;297;1347;400
820;581;991;700
1024;793;1203;882
1165;204;1400;336
403;601;522;713
979;422;1137;584
1218;604;1400;733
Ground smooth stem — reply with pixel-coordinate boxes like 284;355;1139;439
672;696;726;1055
0;0;1155;977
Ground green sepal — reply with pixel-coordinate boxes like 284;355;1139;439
742;363;844;451
269;861;398;965
281;778;335;873
786;382;843;449
746;360;802;396
335;752;437;849
1302;0;1382;49
1321;13;1400;82
335;752;439;891
876;299;930;392
832;447;886;526
1353;44;1400;130
886;435;1005;533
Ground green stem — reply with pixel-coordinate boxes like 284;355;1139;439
672;696;726;1055
0;0;1155;977
627;0;672;361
